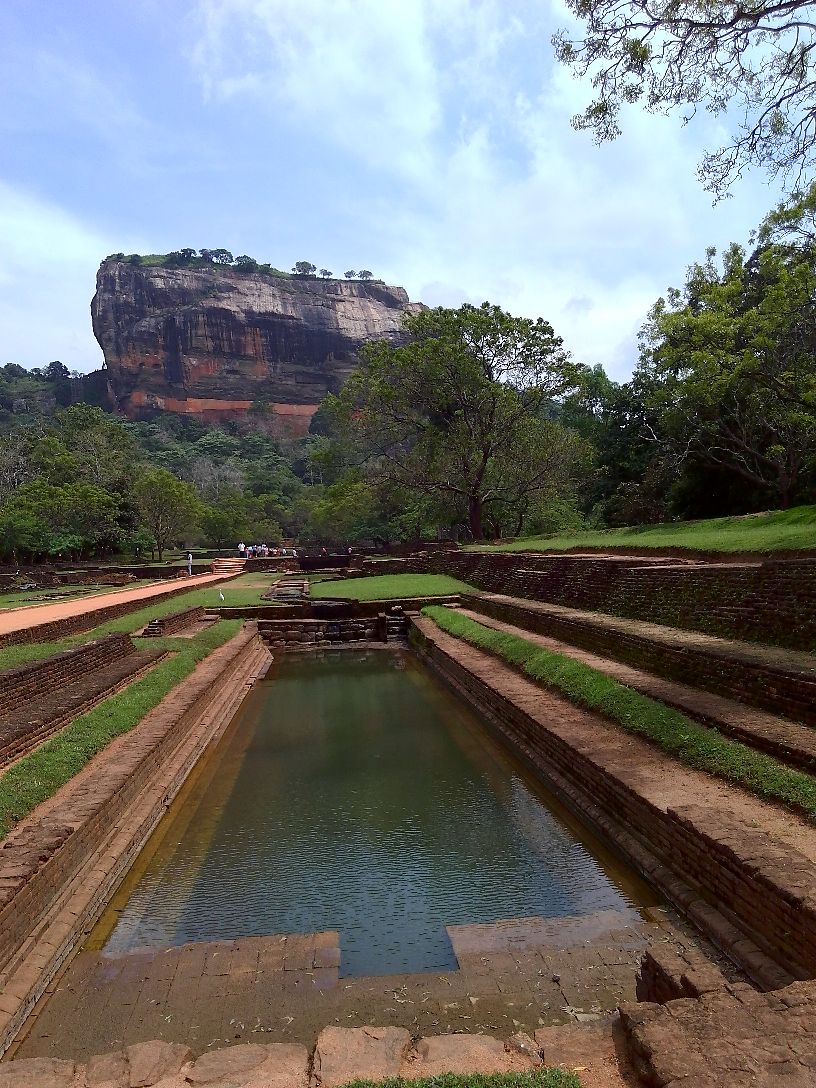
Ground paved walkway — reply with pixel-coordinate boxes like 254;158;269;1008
0;574;231;639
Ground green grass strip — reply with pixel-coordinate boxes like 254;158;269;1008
342;1071;579;1088
0;619;242;839
313;573;475;601
422;606;816;821
0;577;273;672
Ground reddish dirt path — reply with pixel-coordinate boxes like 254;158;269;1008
0;574;231;637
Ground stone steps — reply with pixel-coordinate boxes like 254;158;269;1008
466;593;816;726
457;607;816;774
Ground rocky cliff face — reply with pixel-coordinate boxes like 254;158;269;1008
91;259;422;436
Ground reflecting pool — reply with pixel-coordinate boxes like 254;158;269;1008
90;649;655;975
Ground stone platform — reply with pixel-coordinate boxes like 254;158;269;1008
12;910;701;1061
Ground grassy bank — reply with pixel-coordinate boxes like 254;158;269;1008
422;606;816;820
345;1073;579;1088
313;573;475;600
469;505;816;554
0;619;242;839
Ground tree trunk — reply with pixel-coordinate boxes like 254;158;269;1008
468;495;484;540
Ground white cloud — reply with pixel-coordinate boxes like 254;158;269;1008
0;184;120;370
186;0;777;380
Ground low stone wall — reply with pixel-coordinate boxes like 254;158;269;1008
143;606;205;637
411;550;816;650
411;617;814;986
467;595;816;725
259;612;409;647
0;626;271;1054
0;635;133;715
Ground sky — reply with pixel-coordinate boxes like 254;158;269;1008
0;0;783;381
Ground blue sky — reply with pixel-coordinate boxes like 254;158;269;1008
1;0;782;380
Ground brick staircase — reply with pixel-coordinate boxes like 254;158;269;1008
210;557;246;575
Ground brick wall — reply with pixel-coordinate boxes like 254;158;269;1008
468;596;816;725
143;607;205;637
413;621;816;982
418;552;816;650
0;581;210;648
0;634;134;716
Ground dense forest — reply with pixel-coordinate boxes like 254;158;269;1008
1;185;814;561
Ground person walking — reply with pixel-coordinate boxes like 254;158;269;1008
186;551;193;577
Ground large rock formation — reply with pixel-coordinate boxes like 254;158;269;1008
91;259;422;436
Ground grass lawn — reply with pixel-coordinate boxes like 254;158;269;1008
469;505;816;554
0;619;242;839
422;605;816;821
312;573;475;600
344;1073;579;1088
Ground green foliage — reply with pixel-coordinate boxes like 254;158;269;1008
342;1072;580;1088
132;468;202;559
313;573;475;600
0;619;241;839
332;302;582;540
422;606;816;819
553;0;816;195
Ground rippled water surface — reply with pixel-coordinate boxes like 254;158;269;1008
94;649;653;975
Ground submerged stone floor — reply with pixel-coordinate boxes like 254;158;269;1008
13;908;722;1062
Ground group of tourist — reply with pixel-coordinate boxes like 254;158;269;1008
237;542;296;559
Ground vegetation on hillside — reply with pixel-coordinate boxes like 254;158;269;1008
110;250;378;282
2;181;815;556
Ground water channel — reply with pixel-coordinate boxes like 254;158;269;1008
88;648;655;976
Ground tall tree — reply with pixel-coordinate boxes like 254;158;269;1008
554;0;816;194
639;229;816;507
133;468;201;560
331;303;578;539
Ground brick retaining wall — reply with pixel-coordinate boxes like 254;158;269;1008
412;619;816;984
0;582;213;647
0;627;271;1052
0;635;133;716
468;595;816;725
400;552;816;650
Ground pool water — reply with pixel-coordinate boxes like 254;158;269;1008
91;649;654;975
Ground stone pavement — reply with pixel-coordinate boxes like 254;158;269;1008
14;910;702;1061
0;1021;636;1087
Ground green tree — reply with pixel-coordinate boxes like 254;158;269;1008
132;468;202;560
319;269;332;279
332;303;578;539
358;270;373;280
639;230;816;507
292;261;317;276
344;270;357;279
553;0;816;194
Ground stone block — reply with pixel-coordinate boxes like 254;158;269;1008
402;1034;535;1077
126;1040;191;1087
312;1026;411;1088
0;1058;77;1088
86;1049;129;1087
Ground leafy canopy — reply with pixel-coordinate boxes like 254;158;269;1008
554;0;816;195
330;303;582;539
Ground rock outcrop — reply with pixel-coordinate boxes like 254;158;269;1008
91;259;422;436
